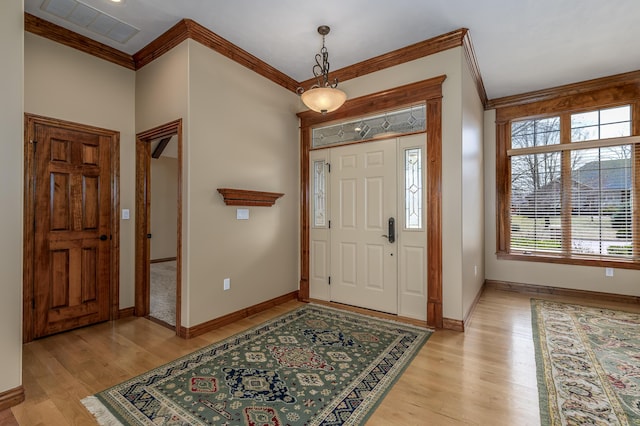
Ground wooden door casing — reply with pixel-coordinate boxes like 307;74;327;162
135;119;183;336
24;114;120;342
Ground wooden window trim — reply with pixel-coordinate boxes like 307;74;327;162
495;80;640;270
298;76;446;328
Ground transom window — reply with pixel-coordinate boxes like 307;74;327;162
497;97;639;268
311;105;425;148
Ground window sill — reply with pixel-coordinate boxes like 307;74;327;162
496;251;640;270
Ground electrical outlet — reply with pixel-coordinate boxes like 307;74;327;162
223;278;230;290
605;268;614;277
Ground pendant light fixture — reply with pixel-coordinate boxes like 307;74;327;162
297;25;347;114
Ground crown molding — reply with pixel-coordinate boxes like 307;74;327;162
298;28;469;91
24;13;136;70
461;29;488;108
487;69;640;110
24;14;485;100
132;19;190;70
181;20;300;92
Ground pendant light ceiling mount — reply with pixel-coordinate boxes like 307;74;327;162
297;25;347;114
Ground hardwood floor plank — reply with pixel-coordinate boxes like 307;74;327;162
10;289;640;425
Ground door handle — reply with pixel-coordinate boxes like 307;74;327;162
381;217;395;243
99;234;108;241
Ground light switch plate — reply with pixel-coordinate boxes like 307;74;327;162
236;208;249;220
122;209;130;220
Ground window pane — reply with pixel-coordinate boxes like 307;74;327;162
510;152;562;253
600;105;630;124
570;146;632;258
600;122;631;139
405;148;422;229
571;105;631;142
511;117;560;149
313;160;326;227
312;105;426;148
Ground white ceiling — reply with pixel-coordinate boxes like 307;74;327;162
25;0;640;100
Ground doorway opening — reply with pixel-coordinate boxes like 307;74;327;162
298;76;445;328
135;119;183;335
309;134;427;320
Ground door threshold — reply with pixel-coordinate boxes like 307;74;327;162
145;315;176;331
307;299;429;328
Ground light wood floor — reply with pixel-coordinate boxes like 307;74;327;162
5;287;640;425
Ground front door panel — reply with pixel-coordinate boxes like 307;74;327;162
330;140;398;314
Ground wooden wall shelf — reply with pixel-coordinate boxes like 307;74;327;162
217;188;284;207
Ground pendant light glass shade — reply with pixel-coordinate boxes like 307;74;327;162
297;25;346;114
300;87;347;114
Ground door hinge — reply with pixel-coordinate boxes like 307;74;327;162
328;276;331;285
326;163;331;173
32;298;35;309
328;220;331;229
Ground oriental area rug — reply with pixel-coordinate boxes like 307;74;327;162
82;304;431;425
531;299;640;425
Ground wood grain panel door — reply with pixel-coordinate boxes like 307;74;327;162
32;122;111;338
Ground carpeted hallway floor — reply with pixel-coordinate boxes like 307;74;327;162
150;260;176;326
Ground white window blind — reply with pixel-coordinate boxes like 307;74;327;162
508;105;638;261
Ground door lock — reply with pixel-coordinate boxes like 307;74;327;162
381;217;395;243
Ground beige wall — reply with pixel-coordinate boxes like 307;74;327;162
151;155;178;260
135;40;190;318
186;40;300;326
340;48;470;320
0;0;24;394
24;32;137;308
461;57;485;319
136;39;299;327
484;109;640;294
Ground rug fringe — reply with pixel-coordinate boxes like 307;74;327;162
81;396;123;426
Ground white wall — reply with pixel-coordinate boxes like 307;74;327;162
340;48;467;320
484;109;640;294
24;33;137;308
461;57;485;319
0;0;24;395
187;40;300;326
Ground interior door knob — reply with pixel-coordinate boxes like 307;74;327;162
99;235;108;241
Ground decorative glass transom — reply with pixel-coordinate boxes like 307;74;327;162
312;105;426;148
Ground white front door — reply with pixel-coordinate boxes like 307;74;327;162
329;140;398;314
308;134;427;320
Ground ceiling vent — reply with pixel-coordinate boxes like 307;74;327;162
41;0;139;44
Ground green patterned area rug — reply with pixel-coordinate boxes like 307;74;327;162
531;299;640;425
82;304;431;425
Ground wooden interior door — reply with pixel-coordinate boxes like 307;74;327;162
31;121;111;338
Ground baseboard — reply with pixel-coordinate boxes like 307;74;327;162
441;281;486;333
178;291;299;339
442;318;464;332
485;279;640;304
462;281;486;330
0;386;24;412
150;257;177;264
118;307;135;318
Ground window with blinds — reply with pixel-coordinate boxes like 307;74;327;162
507;105;638;262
